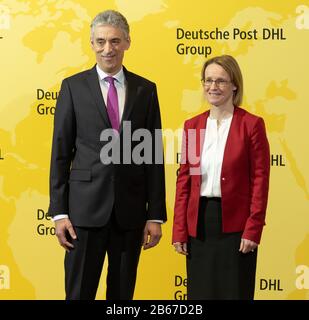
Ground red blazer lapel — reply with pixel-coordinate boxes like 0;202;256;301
221;106;243;172
188;111;209;176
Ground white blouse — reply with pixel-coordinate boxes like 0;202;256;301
200;116;233;197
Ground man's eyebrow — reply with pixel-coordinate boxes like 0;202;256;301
95;37;121;41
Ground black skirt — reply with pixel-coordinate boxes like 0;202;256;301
186;197;257;300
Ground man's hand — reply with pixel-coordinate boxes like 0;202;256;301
239;238;258;254
142;221;162;250
55;218;77;252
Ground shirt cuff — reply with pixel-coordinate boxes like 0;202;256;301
147;219;164;224
52;214;69;222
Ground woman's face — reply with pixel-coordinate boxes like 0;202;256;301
203;63;237;108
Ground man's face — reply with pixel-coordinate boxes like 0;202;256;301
91;24;130;75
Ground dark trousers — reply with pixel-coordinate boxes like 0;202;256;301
64;215;144;300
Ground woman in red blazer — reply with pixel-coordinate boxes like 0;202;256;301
172;55;270;299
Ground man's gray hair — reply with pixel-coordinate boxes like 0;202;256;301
90;10;130;39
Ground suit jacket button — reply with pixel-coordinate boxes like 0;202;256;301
222;177;225;181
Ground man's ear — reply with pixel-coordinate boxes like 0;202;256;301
125;36;131;50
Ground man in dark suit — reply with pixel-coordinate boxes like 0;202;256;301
48;10;166;300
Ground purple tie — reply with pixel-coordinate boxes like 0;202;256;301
105;76;120;131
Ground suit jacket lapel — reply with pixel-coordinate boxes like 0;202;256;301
120;67;139;134
85;65;111;128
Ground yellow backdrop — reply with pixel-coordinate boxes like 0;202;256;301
1;0;309;300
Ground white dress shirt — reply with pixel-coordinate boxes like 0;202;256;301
200;115;233;197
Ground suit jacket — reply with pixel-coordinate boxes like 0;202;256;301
173;107;270;244
48;65;167;229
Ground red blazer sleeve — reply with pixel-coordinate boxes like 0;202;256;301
172;121;190;243
242;117;270;243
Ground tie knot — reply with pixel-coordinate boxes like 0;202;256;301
105;76;115;85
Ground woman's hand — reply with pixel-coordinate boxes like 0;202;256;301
173;242;188;255
239;238;258;254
